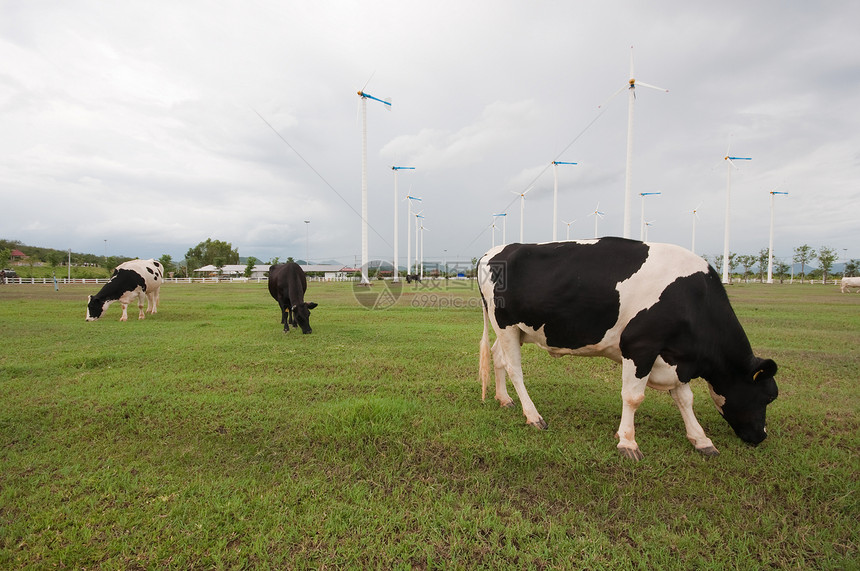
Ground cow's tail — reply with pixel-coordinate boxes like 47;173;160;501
479;293;491;402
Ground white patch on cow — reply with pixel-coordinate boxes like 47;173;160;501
615;242;708;321
707;383;726;414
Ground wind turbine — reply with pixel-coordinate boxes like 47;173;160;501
552;161;577;241
391;166;414;283
357;88;391;285
414;212;424;275
406;195;422;278
644;220;655;241
512;185;537;243
767;186;788;284
492;213;507;247
639;191;661;240
690;204;701;253
601;47;668;239
721;149;751;284
418;220;429;279
589;203;605;238
562;219;577;240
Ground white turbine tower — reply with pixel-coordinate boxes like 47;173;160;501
552;161;577;241
562;219;577;240
406;195;422;278
639;191;661;240
418;220;428;280
357;88;391;285
512;185;536;243
767;186;788;284
602;47;668;239
391;166;414;283
493;213;507;247
414;212;424;276
589;203;605;238
721;150;752;284
690;204;701;254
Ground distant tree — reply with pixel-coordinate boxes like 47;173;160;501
0;247;11;266
185;238;239;271
728;252;739;283
707;254;723;275
757;248;769;282
244;256;258;278
45;251;64;269
816;246;838;284
287;257;295;264
775;260;791;284
793;244;815;283
269;257;280;266
158;254;175;277
844;259;859;277
737;254;755;282
214;257;226;277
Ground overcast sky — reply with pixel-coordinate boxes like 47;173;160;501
2;1;858;268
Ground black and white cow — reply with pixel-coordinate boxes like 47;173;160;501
86;259;163;321
268;262;317;334
478;238;778;460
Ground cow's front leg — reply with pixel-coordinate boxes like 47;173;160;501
498;330;547;429
617;359;648;460
490;339;514;408
669;383;719;456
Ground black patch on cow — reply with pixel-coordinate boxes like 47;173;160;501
95;268;147;300
619;266;752;383
488;238;649;349
87;268;147;318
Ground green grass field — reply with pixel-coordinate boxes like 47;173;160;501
1;280;857;569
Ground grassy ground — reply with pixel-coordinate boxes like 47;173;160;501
1;279;857;569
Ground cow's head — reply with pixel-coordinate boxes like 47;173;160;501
86;295;107;321
708;357;778;445
291;301;318;334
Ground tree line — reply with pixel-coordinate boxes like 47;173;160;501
2;238;857;283
704;244;857;283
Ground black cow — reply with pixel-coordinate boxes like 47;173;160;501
268;262;317;334
478;238;778;460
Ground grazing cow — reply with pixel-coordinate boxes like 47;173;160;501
478;238;778;460
86;259;163;321
268;262;317;334
840;276;860;293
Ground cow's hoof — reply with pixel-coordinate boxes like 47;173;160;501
697;446;720;456
618;446;644;461
497;398;515;408
527;418;548;430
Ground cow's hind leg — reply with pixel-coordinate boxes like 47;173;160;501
616;359;648;460
137;291;146;320
669;383;719;456
490;339;514;408
497;329;547;429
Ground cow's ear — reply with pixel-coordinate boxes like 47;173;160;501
308;302;318;310
752;358;777;381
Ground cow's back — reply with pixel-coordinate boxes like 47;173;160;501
268;262;307;303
